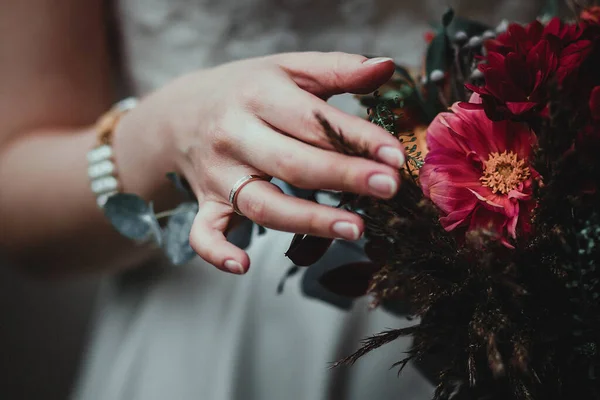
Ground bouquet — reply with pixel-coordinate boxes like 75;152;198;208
285;2;600;399
101;1;600;398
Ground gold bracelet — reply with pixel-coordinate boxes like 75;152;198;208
86;98;138;207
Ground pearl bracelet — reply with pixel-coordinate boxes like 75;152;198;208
87;97;138;207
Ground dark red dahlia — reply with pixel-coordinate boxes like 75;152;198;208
467;18;592;121
560;16;600;121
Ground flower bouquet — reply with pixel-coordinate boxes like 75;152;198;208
285;2;600;399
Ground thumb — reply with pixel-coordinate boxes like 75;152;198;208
271;51;395;98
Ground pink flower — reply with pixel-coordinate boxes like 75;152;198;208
419;94;539;246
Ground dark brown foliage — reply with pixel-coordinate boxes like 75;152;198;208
310;87;600;400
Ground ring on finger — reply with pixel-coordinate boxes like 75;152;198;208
229;174;271;216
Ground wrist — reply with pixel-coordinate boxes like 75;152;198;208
111;98;185;212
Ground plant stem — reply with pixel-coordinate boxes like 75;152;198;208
155;209;179;220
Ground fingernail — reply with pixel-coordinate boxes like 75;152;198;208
377;146;406;168
224;260;245;275
332;221;361;241
363;57;394;65
368;174;398;198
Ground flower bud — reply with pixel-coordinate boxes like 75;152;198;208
482;30;496;40
429;69;445;83
496;19;509;33
467;36;483;48
470;69;484;80
454;31;468;44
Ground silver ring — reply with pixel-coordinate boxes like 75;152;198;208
229;174;269;215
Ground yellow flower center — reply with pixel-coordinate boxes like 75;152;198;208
480;151;530;194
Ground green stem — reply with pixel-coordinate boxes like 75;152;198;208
155;209;179;220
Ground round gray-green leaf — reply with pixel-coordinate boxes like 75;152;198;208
104;193;163;245
163;202;199;265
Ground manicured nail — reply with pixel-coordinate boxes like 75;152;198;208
224;260;245;275
377;146;406;168
368;174;398;198
332;221;361;241
363;57;394;65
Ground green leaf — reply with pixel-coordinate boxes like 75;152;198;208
442;8;455;28
369;101;396;134
423;33;450;120
163;202;199;265
104;193;163;245
540;0;559;18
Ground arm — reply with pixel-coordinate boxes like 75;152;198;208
0;2;407;279
0;0;176;276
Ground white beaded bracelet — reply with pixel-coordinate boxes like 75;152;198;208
87;97;138;207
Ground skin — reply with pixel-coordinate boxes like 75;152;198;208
0;0;405;277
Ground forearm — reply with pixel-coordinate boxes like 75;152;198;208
0;122;178;277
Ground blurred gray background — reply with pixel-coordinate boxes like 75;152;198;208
0;262;98;400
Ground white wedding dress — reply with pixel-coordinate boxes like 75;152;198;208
73;1;543;399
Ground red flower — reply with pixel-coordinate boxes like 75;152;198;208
468;18;592;120
420;94;539;246
581;7;600;25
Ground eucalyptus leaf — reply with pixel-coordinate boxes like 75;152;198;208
163;202;199;265
104;193;163;245
147;202;164;247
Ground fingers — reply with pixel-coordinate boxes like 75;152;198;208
233;179;365;240
235;121;400;198
189;201;250;275
268;51;395;98
256;83;406;169
188;176;367;275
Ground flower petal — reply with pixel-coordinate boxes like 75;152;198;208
421;92;539;244
468;205;510;238
505;101;538;115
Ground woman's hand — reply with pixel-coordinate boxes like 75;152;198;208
116;52;405;274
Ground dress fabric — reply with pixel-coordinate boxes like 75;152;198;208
73;1;543;399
